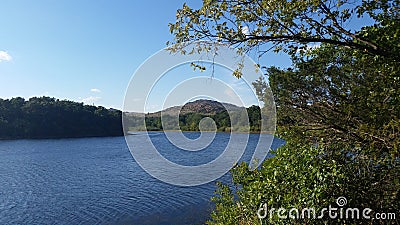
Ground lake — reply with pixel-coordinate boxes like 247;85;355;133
0;132;284;224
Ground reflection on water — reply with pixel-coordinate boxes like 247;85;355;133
0;133;284;224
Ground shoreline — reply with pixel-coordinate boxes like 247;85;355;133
0;134;124;141
127;130;275;135
0;130;276;141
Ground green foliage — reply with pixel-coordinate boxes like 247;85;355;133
170;1;400;224
209;137;400;225
0;97;123;139
169;0;400;61
209;140;347;225
207;44;400;223
269;44;400;157
142;106;262;132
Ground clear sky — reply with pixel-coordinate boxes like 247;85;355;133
0;0;324;110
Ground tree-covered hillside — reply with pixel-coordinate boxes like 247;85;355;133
0;97;123;139
144;105;261;132
124;100;263;133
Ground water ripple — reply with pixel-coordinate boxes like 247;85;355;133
0;135;284;224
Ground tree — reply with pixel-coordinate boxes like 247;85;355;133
170;1;400;224
0;97;123;139
208;45;400;224
169;0;399;60
269;45;399;157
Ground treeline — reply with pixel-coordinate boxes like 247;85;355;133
144;105;261;132
171;1;400;224
0;97;123;139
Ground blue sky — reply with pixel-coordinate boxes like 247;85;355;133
0;1;189;108
0;0;293;110
1;1;370;111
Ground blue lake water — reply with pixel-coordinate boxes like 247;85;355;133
0;132;284;224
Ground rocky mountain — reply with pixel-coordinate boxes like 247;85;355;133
124;99;263;132
147;99;244;117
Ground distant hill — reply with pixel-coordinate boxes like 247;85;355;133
147;99;244;117
124;99;261;132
